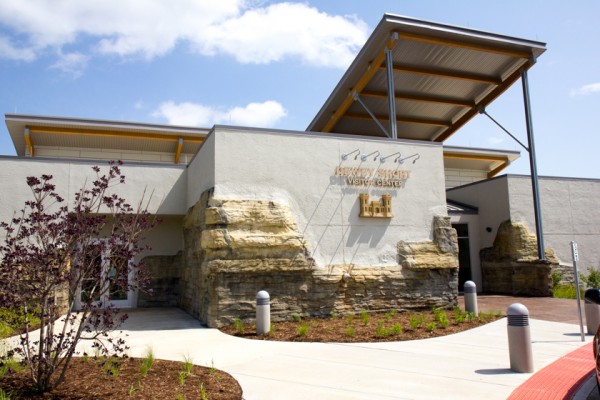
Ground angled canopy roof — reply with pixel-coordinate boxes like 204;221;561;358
443;145;520;178
307;14;546;142
5;114;208;164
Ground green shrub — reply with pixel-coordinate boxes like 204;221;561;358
233;318;245;334
553;284;578;299
409;313;425;329
346;325;355;337
551;271;564;289
426;322;436;332
297;323;309;337
433;308;449;328
375;322;389;338
582;268;600;289
391;323;403;335
139;347;155;377
0;307;41;339
384;310;397;321
359;310;370;326
347;313;355;324
292;313;302;322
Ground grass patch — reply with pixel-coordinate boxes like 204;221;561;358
553;284;579;299
0;307;41;339
139;347;155;377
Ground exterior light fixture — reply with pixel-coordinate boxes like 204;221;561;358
341;149;360;161
380;152;400;163
397;153;420;164
361;150;380;162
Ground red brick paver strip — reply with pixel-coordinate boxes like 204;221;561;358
507;342;594;400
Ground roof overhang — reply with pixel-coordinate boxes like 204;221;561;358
443;145;520;178
5;114;209;163
307;14;546;142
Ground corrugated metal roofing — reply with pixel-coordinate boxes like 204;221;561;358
307;14;546;142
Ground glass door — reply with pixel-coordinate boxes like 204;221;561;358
74;241;134;310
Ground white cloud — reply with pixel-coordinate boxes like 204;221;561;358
570;82;600;96
0;36;35;60
0;1;368;68
152;100;287;128
50;51;89;78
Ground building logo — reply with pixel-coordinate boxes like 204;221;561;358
359;194;393;218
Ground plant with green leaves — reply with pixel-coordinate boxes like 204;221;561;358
375;322;389;338
359;310;369;325
292;313;302;322
297;323;309;337
346;325;356;337
0;388;12;400
582;267;600;289
347;313;355;324
409;313;425;329
139;347;155;377
551;271;563;289
434;308;449;328
182;354;194;376
391;323;403;335
233;318;245;334
426;322;436;332
384;310;397;321
200;382;208;400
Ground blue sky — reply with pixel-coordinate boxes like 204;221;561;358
0;0;598;178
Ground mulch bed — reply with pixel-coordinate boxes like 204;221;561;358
220;309;503;343
0;357;242;399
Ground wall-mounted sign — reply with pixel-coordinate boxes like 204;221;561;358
334;167;411;188
359;194;393;218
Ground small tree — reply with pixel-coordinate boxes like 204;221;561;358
0;161;156;392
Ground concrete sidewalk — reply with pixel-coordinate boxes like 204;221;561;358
106;308;590;400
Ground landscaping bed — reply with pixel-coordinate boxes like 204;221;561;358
0;356;242;399
220;307;503;343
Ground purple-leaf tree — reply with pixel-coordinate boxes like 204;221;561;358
0;161;157;392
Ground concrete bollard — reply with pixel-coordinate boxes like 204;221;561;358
463;280;478;316
584;288;600;335
507;303;533;373
256;290;270;335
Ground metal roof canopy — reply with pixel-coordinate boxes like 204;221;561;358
308;14;547;260
308;14;546;141
5;114;208;164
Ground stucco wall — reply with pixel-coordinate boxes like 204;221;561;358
0;157;187;221
446;176;511;250
507;176;600;269
186;133;215;208
205;127;447;268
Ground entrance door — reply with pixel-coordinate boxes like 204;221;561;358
75;241;134;310
452;223;472;291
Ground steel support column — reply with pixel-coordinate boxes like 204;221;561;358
521;69;545;260
385;41;398;139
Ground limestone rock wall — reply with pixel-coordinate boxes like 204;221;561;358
138;252;182;307
181;190;459;327
481;220;558;296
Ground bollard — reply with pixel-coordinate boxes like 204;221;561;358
507;303;533;373
256;290;270;335
463;280;478;316
584;288;600;335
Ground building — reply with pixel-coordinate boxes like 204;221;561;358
4;15;587;328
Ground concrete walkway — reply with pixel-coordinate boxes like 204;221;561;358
103;307;591;400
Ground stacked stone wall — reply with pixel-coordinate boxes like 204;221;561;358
179;190;459;327
481;220;557;296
